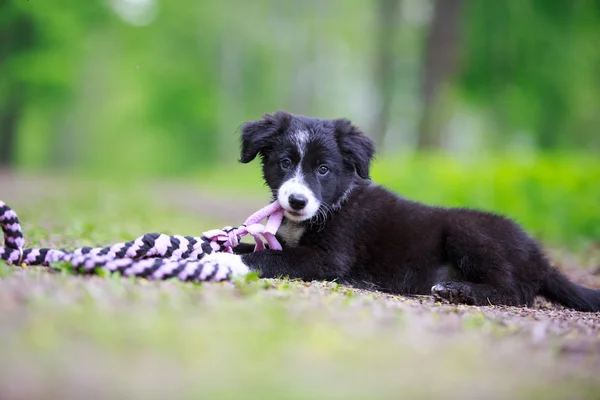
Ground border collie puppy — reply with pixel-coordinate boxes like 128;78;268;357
200;111;600;312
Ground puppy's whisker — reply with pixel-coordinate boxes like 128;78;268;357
310;204;333;232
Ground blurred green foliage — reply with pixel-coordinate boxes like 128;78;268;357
460;0;600;150
2;0;600;175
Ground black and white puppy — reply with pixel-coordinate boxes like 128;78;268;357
200;111;600;312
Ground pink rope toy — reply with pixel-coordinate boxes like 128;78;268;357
0;200;284;282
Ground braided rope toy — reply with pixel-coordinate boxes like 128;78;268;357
0;200;283;282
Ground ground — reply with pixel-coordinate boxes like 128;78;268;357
1;172;599;400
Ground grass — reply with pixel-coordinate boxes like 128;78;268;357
1;168;599;399
2;267;599;400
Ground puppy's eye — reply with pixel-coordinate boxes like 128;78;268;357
317;165;329;175
280;159;292;169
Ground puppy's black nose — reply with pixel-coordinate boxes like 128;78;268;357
288;194;307;210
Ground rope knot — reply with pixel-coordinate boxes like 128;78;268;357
226;228;239;249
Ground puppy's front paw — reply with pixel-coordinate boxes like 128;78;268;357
198;252;250;281
431;281;474;305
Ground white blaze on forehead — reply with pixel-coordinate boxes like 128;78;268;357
293;130;309;158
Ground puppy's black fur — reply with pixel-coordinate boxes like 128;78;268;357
235;111;600;312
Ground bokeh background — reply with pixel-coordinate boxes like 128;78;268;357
1;4;600;397
1;0;599;248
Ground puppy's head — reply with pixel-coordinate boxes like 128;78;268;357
240;111;375;222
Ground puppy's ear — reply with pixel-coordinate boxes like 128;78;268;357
334;118;376;179
239;111;292;163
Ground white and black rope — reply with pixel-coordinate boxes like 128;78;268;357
0;200;284;282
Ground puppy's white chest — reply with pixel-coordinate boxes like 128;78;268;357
277;221;305;248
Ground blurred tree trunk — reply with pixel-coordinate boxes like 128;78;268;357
372;0;401;149
0;7;36;168
417;0;463;150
